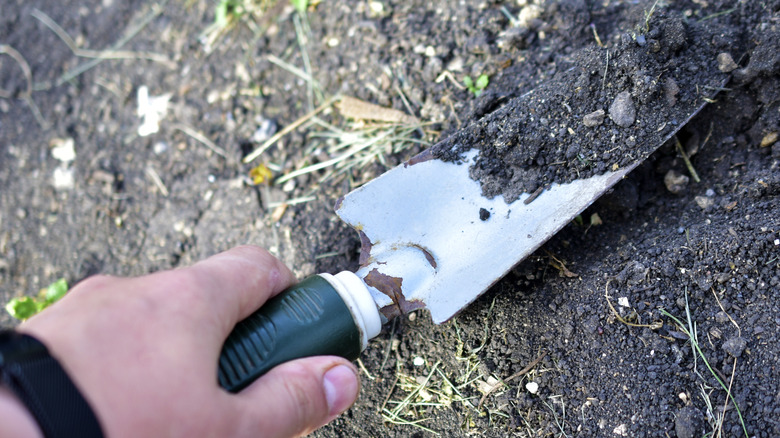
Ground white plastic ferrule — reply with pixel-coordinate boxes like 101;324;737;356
318;271;382;350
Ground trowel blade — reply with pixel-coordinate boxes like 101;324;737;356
335;149;636;324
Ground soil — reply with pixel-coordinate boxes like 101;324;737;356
1;1;779;437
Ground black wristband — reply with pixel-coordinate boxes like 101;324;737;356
0;330;104;438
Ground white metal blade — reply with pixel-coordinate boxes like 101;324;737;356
336;149;634;324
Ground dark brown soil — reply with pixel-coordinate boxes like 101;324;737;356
2;1;779;437
433;4;733;202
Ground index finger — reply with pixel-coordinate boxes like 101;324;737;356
179;245;297;334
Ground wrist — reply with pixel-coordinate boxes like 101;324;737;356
0;387;44;438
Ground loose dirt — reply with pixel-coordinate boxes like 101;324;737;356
2;1;778;437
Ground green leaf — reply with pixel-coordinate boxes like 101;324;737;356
290;0;308;14
45;278;68;304
5;297;40;321
215;0;230;28
463;76;474;90
475;74;489;89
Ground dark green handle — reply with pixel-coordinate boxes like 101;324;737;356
218;275;362;393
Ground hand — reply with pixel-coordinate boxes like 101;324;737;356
14;246;360;438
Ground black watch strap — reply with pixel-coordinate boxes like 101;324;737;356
0;330;104;438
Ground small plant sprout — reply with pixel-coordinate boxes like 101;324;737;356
249;163;273;185
463;74;489;97
5;278;69;321
290;0;308;15
660;289;749;438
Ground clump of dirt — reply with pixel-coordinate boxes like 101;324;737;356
433;5;734;202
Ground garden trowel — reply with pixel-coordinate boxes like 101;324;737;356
216;124;697;392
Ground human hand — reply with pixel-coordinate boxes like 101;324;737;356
16;245;360;438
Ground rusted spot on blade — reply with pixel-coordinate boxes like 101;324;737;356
404;149;434;167
364;268;424;319
410;243;437;269
358;230;373;266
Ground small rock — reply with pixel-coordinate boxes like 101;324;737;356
760;131;778;148
664;170;689;194
717;53;738;73
50;137;76;162
53;166;74;190
252;117;278;144
722;336;747;358
583;109;606;127
609;91;636;127
675;406;705;438
694;195;714;210
479;208;490;221
714;311;730;323
153;141;168;155
664;78;680;106
525;381;539;394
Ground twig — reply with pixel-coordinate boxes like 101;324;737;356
31;9;174;67
172;124;230;160
675;136;701;183
33;1;168;90
356;358;375;380
243;96;338;164
478;350;547;409
379;374;400;414
711;287;741;436
145;166;169;196
661;307;749;437
590;24;604;48
0;44;48;128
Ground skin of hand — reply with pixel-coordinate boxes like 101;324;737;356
11;245;360;438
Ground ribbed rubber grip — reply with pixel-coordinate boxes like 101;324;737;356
218;275;362;393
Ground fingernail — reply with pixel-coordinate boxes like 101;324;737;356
323;364;359;416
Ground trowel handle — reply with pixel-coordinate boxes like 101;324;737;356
217;273;381;393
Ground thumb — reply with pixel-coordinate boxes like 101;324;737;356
231;356;360;438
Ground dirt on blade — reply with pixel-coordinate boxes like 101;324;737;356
433;7;731;202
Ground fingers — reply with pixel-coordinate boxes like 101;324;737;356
175;246;297;331
230;357;360;438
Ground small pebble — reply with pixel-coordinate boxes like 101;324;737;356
705;188;715;197
717;53;738;73
664;170;689;194
51;138;76;162
609;91;636;127
479;208;490;221
694;196;714;210
413;356;425;366
722;336;747;358
583;109;606;127
760;132;778;148
675;406;705;438
525;381;539;394
53;166;74;190
153;141;168;155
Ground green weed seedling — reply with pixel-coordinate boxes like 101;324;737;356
290;0;308;15
464;74;489;97
5;278;69;321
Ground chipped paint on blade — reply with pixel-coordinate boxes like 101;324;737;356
336;150;634;324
